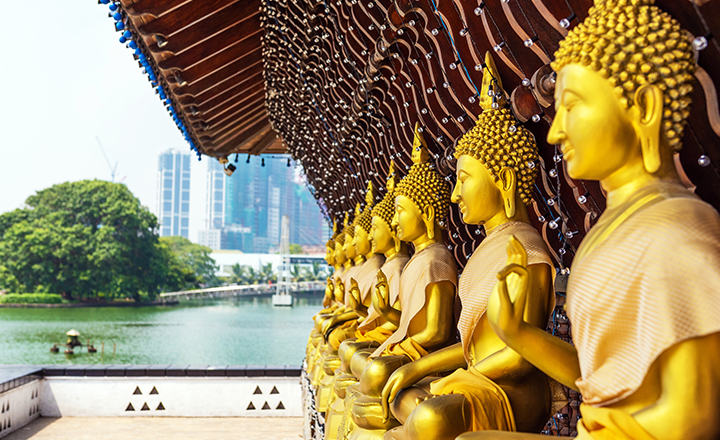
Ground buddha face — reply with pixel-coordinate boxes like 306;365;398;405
370;216;393;255
354;225;372;256
325;245;335;266
548;64;642;181
451;155;504;226
335;242;347;265
343;233;357;260
392;195;425;243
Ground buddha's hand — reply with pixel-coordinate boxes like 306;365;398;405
349;278;361;311
374;269;391;314
381;363;423;422
488;235;529;343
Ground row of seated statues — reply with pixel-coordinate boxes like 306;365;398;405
305;1;720;439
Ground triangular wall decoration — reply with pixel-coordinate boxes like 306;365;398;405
253;386;262;395
141;403;150;411
150;386;159;395
246;402;256;410
270;386;279;394
276;401;285;410
156;402;165;411
261;401;271;410
133;386;142;395
125;403;135;411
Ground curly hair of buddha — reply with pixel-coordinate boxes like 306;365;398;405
395;163;452;228
552;0;695;151
371;189;396;229
357;205;375;233
455;108;538;206
335;229;346;245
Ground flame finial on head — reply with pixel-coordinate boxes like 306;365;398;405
478;52;508;111
411;122;431;165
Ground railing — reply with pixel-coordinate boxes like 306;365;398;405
159;281;325;301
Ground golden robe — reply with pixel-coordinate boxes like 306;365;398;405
567;182;720;437
355;253;409;342
372;243;457;361
432;221;553;431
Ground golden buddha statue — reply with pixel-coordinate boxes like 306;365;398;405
324;163;411;439
378;53;555;440
348;123;457;437
339;161;410;370
463;1;720;439
318;188;387;413
308;215;355;386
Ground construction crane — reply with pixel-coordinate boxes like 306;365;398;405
95;136;118;183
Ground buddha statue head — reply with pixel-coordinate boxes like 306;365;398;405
335;213;349;266
326;221;338;266
548;0;695;186
343;207;359;261
392;123;452;245
353;181;376;258
452;52;538;229
371;161;402;255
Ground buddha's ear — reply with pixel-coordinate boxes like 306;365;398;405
634;84;664;174
498;167;517;219
422;205;435;240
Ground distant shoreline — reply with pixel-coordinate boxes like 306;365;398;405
0;300;179;308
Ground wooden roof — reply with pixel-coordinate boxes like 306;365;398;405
110;0;720;273
118;0;285;157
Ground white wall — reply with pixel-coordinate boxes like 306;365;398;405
40;377;301;417
0;380;41;438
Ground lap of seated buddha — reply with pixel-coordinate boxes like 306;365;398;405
339;338;381;372
391;368;550;439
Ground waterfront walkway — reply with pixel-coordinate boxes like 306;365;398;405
5;417;303;440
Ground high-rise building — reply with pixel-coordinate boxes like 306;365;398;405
200;156;329;253
155;149;191;238
205;160;226;229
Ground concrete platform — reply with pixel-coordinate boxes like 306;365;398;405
4;417;303;440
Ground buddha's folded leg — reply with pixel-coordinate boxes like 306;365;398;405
350;349;376;379
389;376;435;424
359;355;412;397
455;433;556;440
403;394;472;440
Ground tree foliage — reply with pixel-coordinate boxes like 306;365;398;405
0;180;218;301
159;236;219;289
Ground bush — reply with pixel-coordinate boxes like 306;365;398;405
0;293;64;304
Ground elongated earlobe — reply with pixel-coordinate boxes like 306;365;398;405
635;84;663;174
422;205;436;240
499;167;516;219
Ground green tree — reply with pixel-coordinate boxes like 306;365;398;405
289;243;304;254
0;180;165;301
159;236;219;287
229;264;257;285
258;262;276;284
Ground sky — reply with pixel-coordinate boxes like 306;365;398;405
0;1;210;241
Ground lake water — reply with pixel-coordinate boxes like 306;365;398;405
0;296;322;366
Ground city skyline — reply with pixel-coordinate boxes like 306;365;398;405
198;155;331;253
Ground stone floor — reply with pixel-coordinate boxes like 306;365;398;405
5;417;304;440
